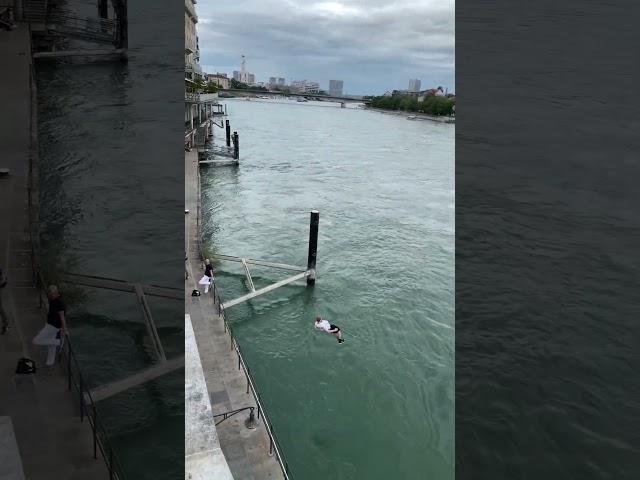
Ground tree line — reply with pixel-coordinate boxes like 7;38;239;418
368;94;455;116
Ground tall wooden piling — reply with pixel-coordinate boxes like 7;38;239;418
232;132;239;160
98;0;108;19
306;210;319;286
226;120;231;147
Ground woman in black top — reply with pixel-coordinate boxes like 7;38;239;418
32;285;67;366
204;259;214;278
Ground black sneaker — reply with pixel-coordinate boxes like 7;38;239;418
338;339;344;344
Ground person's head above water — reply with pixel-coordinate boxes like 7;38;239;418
315;316;322;322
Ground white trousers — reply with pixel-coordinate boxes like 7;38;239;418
33;323;61;366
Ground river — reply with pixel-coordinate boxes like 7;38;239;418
36;1;184;478
201;99;455;479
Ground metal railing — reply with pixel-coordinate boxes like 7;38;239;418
27;62;126;480
213;406;255;427
47;11;118;44
33;270;127;480
185;91;200;102
208;280;293;480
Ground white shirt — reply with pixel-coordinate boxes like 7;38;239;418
315;319;332;332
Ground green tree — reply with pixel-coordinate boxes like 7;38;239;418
192;78;206;92
204;82;219;93
230;78;249;89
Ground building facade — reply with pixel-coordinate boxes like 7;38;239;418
277;77;285;86
408;78;421;92
247;73;255;84
185;0;202;82
291;80;320;94
206;73;230;90
329;79;344;96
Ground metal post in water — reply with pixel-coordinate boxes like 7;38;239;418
225;120;231;147
232;132;239;159
93;405;97;459
98;0;108;19
306;210;319;285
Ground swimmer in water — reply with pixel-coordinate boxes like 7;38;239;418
314;315;344;343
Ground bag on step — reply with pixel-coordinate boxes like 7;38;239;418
16;357;36;374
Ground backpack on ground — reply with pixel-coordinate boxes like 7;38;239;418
16;357;36;374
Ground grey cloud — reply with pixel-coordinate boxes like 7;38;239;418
196;0;454;94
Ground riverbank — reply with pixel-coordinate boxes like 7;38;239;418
0;23;109;480
201;99;454;479
364;106;455;123
184;146;283;479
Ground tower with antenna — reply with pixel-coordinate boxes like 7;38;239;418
240;55;247;83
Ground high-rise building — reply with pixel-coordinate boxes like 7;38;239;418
329;80;344;96
408;78;421;92
233;71;240;81
247;73;255;84
291;80;320;94
277;78;285;86
269;77;277;85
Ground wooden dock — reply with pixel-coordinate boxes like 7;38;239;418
59;272;183;404
210;211;320;311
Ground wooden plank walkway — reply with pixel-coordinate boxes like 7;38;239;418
88;356;184;403
221;270;311;310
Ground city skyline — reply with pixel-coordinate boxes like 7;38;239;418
196;0;454;95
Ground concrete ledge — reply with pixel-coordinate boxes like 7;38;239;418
0;417;26;480
185;314;234;480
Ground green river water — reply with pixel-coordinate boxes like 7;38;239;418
201;99;454;479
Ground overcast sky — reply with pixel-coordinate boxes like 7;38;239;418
196;0;454;95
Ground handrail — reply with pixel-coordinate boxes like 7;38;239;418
213;406;254;426
209;280;293;479
34;270;127;480
27;62;126;480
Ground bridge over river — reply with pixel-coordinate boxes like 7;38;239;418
218;89;365;103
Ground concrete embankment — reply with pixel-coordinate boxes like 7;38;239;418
365;106;455;123
0;23;108;480
184;146;283;479
185;314;234;480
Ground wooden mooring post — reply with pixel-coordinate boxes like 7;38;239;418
226;120;231;147
232;131;239;160
307;210;319;285
216;211;319;309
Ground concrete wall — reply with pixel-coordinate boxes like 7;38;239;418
185;314;234;480
0;417;26;480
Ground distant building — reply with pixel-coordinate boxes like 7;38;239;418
269;77;277;85
392;89;420;98
247;73;255;84
418;86;446;101
277;77;285;86
329;80;344;96
233;71;240;81
291;80;320;94
408;79;421;92
206;73;229;90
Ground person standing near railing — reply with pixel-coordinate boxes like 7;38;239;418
200;258;215;294
0;266;9;335
33;285;68;366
